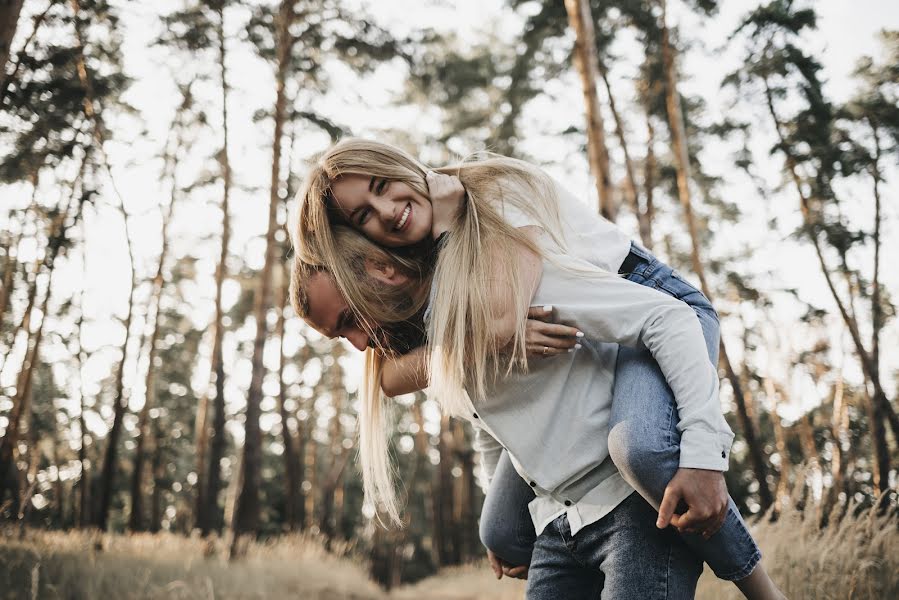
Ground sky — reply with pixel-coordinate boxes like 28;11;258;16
1;0;898;442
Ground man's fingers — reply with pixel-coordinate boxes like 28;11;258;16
657;486;680;528
504;565;529;580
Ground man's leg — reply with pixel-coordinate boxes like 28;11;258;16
526;515;604;600
594;492;703;599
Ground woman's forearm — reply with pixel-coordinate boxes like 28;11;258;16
380;345;429;397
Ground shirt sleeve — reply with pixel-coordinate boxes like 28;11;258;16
551;260;734;471
472;422;504;484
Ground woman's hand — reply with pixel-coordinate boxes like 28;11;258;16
487;548;529;580
426;171;466;239
521;305;583;359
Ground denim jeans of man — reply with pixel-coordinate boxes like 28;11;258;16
479;243;761;597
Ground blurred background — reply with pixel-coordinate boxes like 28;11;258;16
0;0;897;597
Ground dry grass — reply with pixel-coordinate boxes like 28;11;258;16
1;499;896;600
0;529;385;600
695;498;898;600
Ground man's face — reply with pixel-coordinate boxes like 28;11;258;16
303;271;372;351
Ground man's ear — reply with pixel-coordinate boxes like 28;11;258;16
364;257;400;286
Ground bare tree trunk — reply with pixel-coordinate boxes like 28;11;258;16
761;77;892;490
231;0;298;553
0;0;25;93
196;2;232;537
0;214;24;333
0;0;51;105
0;262;53;514
70;0;139;528
564;0;614;221
0;176;80;509
600;67;650;245
659;0;772;510
276;261;300;531
129;88;187;532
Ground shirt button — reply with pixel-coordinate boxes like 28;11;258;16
721;450;726;459
564;500;572;506
472;413;479;419
529;481;536;487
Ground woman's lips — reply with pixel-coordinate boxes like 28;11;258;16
395;203;411;232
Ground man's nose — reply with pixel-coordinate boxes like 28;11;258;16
345;329;371;352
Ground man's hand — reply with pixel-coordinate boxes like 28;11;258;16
426;171;466;239
656;467;728;539
487;549;529;580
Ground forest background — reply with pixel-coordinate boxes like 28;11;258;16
1;0;898;598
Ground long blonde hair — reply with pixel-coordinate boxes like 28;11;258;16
293;138;572;524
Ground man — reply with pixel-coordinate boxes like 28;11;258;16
294;266;754;597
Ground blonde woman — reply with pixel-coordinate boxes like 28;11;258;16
292;138;783;599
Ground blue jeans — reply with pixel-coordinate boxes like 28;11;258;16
479;243;762;587
527;492;703;599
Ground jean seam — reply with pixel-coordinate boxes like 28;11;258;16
714;547;762;581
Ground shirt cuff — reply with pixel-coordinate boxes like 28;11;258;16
679;429;735;472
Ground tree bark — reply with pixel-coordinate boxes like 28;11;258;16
0;174;80;510
564;0;615;221
659;0;772;510
0;0;25;93
195;2;232;537
600;67;650;246
276;261;300;531
70;0;139;529
129;125;180;531
231;0;298;550
761;77;893;491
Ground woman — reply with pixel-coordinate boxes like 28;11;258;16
292;138;783;599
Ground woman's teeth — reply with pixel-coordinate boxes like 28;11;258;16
396;205;410;230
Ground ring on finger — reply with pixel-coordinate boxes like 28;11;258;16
542;346;548;355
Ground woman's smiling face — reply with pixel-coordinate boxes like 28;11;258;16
329;173;432;247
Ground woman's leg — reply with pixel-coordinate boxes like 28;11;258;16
608;250;781;596
478;449;536;566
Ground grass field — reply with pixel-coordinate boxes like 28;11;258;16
1;500;896;599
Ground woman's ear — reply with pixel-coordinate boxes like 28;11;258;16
364;258;408;287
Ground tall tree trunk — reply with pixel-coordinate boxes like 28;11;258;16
70;0;138;527
0;0;25;93
196;2;232;537
129;88;186;532
761;77;893;490
0;178;79;509
659;0;772;510
600;67;650;246
0;213;24;333
642;99;657;251
433;414;457;565
231;0;298;552
0;259;54;513
0;0;50;104
276;262;300;531
564;0;614;221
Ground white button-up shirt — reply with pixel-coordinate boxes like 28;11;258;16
459;179;734;536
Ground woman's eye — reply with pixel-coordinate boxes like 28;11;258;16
358;208;371;225
377;179;388;194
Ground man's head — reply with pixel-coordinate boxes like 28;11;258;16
290;251;428;354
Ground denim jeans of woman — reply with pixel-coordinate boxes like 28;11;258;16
479;243;761;597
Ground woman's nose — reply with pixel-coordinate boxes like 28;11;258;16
372;197;395;228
